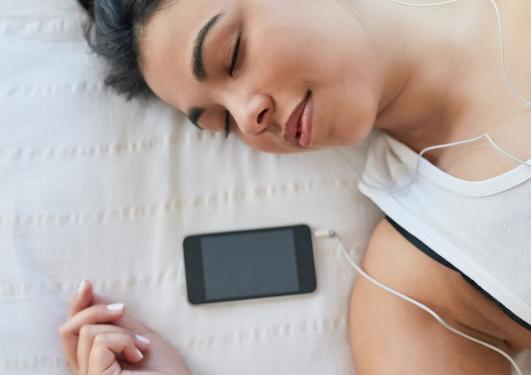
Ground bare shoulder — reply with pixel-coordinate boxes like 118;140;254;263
352;218;531;352
348;219;516;374
348;222;514;374
360;218;446;286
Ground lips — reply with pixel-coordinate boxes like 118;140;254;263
298;93;313;147
283;91;312;146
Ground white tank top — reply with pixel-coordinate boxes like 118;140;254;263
358;131;531;326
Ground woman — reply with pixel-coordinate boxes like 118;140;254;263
59;0;531;373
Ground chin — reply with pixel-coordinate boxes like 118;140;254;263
338;124;374;146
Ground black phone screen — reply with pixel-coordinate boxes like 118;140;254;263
201;229;299;300
183;225;316;304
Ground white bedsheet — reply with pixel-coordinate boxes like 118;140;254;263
0;1;382;374
2;2;530;375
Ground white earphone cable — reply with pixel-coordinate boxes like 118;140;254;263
387;0;461;7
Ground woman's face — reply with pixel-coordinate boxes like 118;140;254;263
140;0;385;153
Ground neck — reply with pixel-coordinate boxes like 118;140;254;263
362;0;489;153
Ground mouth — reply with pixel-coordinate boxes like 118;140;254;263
283;91;313;147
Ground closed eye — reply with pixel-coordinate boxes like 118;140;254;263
224;111;232;138
225;32;243;137
229;32;242;76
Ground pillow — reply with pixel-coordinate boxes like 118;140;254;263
0;1;382;374
7;2;528;374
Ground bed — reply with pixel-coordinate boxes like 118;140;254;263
1;1;529;374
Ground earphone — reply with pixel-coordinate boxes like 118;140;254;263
324;1;530;374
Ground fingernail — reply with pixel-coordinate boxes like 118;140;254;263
77;280;87;294
136;348;144;359
135;334;150;344
106;303;125;312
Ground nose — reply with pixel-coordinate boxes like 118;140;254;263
230;93;274;135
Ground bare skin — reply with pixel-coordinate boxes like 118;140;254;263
59;281;192;375
349;219;531;374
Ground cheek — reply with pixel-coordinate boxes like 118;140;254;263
237;132;297;154
238;133;277;152
333;94;378;146
244;8;327;87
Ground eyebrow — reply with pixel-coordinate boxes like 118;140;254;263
187;12;224;128
193;12;224;82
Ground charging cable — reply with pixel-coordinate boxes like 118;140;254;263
313;229;524;375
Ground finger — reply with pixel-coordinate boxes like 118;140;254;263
62;303;125;337
59;280;94;372
68;280;94;319
78;324;150;375
92;294;152;335
58;303;125;371
87;332;145;375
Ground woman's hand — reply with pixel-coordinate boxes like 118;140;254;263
58;280;192;375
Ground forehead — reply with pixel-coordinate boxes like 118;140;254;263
139;0;222;109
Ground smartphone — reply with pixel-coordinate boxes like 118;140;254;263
183;224;316;305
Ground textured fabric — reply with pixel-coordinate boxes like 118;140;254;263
0;1;384;374
359;131;531;326
3;2;530;374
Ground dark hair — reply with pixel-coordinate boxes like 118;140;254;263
77;0;163;100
